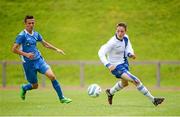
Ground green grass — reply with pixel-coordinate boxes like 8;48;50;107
0;1;179;115
0;0;180;87
0;88;180;116
0;0;180;60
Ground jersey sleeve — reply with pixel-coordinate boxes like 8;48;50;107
125;38;134;57
15;35;24;44
98;39;114;66
37;33;43;41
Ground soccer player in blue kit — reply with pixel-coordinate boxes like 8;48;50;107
98;22;164;106
12;15;72;104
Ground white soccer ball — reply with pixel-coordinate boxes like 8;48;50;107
87;84;101;97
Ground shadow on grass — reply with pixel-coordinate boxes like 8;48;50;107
99;103;153;108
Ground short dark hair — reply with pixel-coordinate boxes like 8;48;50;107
24;15;34;23
116;22;127;31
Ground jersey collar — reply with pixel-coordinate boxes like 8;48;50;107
24;29;34;36
115;34;123;42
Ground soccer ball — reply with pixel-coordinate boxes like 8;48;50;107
87;84;101;97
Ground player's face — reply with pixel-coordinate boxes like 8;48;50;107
116;26;126;39
25;19;35;33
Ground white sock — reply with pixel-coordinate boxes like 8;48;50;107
137;83;154;102
110;81;123;95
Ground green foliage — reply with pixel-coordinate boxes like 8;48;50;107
0;89;180;115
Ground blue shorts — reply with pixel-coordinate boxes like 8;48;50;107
23;57;50;84
111;63;129;78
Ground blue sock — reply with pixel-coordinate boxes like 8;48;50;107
51;79;64;99
22;83;32;91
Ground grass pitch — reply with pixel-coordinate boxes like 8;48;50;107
0;87;180;116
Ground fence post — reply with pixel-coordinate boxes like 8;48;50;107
80;62;85;87
156;61;161;87
2;61;7;87
41;75;46;88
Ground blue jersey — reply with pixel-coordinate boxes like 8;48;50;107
15;29;43;62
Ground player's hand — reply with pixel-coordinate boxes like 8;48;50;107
56;49;65;55
130;54;136;59
26;52;34;60
108;65;116;72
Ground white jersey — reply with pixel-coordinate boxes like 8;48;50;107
98;34;134;67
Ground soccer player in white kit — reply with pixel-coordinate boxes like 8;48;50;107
98;22;164;106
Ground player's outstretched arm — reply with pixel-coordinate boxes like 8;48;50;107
41;40;65;55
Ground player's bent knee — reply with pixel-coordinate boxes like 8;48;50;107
49;75;56;81
133;80;141;86
122;82;128;87
32;84;38;89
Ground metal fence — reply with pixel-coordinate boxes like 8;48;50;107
1;60;180;87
